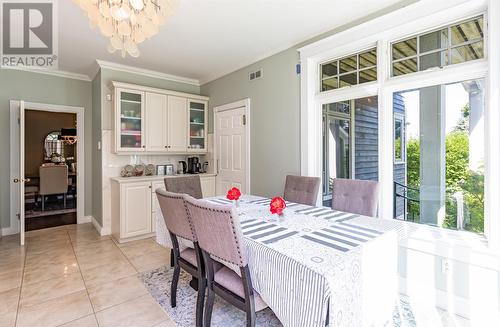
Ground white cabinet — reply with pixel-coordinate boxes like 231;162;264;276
113;82;209;154
120;182;152;239
115;88;145;152
145;93;167;152
168;96;188;152
111;175;216;242
188;100;208;153
200;175;216;197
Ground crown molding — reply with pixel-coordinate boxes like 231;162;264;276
1;66;91;81
95;60;200;86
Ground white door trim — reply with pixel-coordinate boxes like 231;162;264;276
214;98;251;194
9;101;86;235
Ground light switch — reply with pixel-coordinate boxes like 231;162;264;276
106;94;112;101
97;141;101;150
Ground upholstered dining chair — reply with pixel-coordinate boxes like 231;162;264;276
156;189;205;327
164;175;203;199
184;196;268;327
331;178;380;217
283;175;321;206
39;165;69;211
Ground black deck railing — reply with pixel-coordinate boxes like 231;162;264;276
394;181;420;221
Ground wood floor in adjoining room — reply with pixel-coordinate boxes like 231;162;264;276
0;223;175;327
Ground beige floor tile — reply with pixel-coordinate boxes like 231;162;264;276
95;294;168;327
65;223;95;231
23;259;80;286
20;272;85;307
0;249;25;273
77;250;129;271
73;239;119;256
87;275;148;312
24;250;77;269
0;310;17;327
119;239;167;258
0;269;23;293
58;314;99;327
25;240;73;256
69;229;110;245
16;290;93;327
0;235;23;253
25;225;68;238
154;318;177;327
0;287;20;316
128;250;170;272
17;291;93;327
80;259;137;286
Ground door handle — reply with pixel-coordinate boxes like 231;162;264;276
13;178;31;183
13;178;20;183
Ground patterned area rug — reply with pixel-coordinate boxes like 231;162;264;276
140;266;462;327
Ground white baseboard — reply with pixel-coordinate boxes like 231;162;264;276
91;216;111;236
1;226;19;236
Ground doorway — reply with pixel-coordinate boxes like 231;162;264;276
10;101;85;245
214;99;250;195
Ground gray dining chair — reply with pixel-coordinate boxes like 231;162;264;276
184;195;267;327
156;189;205;327
39;165;69;211
331;178;380;217
164;175;203;199
283;175;321;206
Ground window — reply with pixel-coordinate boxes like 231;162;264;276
391;16;484;76
322;96;378;206
392;79;485;234
321;48;377;92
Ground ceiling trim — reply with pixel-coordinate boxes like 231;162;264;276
95;60;201;86
1;66;91;81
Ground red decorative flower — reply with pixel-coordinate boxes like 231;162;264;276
226;187;241;201
270;197;286;216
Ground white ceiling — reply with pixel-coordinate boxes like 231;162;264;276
59;0;408;84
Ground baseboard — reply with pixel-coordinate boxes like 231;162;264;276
1;226;19;236
91;216;111;236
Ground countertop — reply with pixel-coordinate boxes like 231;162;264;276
111;173;217;183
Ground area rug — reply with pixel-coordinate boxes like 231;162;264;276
140;266;456;327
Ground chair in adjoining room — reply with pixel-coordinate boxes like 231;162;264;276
331;178;380;217
164;175;203;199
39;165;69;211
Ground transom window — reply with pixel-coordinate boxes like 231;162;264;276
320;48;377;92
391;16;484;76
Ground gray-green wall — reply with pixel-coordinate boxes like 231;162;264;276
92;71;102;225
0;69;93;229
201;49;301;198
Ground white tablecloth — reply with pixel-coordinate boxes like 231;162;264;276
156;195;399;327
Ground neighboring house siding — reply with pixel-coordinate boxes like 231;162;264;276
355;97;378;181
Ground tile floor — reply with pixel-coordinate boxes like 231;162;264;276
0;223;175;327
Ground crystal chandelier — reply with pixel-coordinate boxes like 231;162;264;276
73;0;178;58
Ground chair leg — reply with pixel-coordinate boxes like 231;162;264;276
63;194;67;209
170;249;174;268
171;265;180;308
203;287;215;327
41;196;45;211
195;274;206;327
246;309;256;327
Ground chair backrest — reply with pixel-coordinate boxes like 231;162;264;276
184;195;247;267
164;175;203;199
156;189;197;242
39;165;68;195
283;175;321;206
331;178;380;217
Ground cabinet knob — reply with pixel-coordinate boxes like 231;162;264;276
164;146;168;148
142;145;145;148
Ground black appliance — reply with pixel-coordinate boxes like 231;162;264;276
187;157;201;174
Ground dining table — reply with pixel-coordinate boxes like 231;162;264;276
155;194;400;327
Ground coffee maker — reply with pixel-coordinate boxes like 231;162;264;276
187;157;201;174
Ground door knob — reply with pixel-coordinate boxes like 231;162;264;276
13;178;20;183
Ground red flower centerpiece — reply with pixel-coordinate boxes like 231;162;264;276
226;187;241;206
270;196;286;216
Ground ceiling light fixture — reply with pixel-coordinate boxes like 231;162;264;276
73;0;179;58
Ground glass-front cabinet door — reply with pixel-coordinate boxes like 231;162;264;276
187;100;208;153
116;88;145;152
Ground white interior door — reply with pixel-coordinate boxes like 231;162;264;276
215;106;247;195
18;101;26;245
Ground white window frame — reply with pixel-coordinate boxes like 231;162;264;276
299;0;500;250
393;113;405;164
